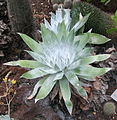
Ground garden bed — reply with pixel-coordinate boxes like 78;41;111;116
0;0;116;120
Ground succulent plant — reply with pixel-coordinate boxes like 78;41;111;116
107;10;117;33
58;4;64;9
53;4;59;11
4;9;111;114
103;102;116;115
63;0;72;9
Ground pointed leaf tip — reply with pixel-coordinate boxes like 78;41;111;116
3;61;16;66
3;63;8;65
106;68;112;71
17;32;21;35
88;33;111;44
20;75;24;79
27;96;33;100
35;99;39;103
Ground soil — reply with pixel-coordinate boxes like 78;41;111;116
0;0;117;120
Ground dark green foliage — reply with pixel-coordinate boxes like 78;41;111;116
107;10;117;33
71;2;114;36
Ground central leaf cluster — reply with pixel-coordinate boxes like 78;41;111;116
43;41;77;70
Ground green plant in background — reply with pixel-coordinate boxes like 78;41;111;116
71;2;113;36
100;0;111;5
85;0;111;5
4;9;111;114
103;102;116;115
107;10;117;33
111;10;117;25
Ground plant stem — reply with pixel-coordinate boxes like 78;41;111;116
7;102;11;118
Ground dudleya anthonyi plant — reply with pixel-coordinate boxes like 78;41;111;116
4;9;111;114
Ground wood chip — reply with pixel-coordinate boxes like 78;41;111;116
0;51;4;57
93;80;102;90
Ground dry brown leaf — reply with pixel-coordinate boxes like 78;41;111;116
93;80;102;90
80;104;90;111
106;46;116;53
84;87;91;94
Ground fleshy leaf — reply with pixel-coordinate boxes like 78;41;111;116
28;77;47;99
41;24;57;44
67;29;74;43
65;71;88;98
18;33;42;52
72;13;90;32
80;54;111;65
64;9;71;30
53;72;64;81
44;18;51;29
21;68;48;79
77;33;89;51
87;33;111;44
26;50;50;66
57;22;67;40
75;33;111;45
59;77;73;114
79;75;96;81
4;60;43;68
56;9;63;23
35;73;61;101
68;60;80;70
74;65;111;77
75;47;92;60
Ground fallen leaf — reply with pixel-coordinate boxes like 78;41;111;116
106;46;116;53
0;51;4;57
84;87;91;94
93;80;102;90
80;104;90;111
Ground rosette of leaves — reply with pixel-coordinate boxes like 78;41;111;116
4;9;111;114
